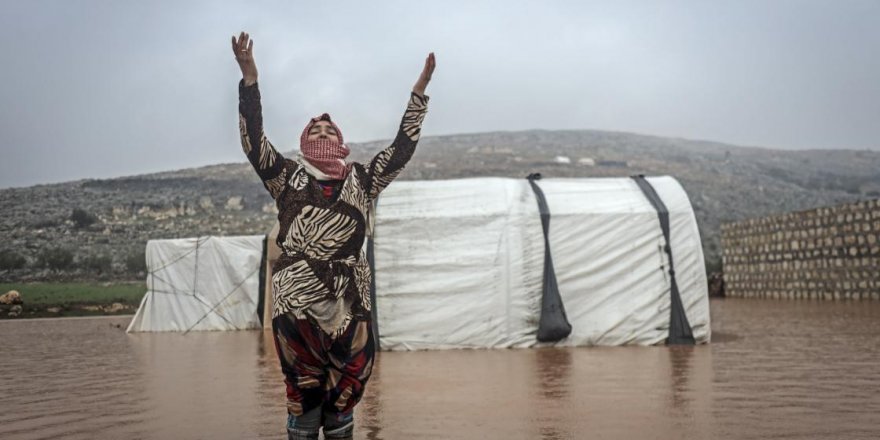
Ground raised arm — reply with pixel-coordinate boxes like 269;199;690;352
366;53;435;199
233;32;289;200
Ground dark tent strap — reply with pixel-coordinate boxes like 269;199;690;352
367;196;381;351
257;235;268;327
527;173;573;342
629;174;695;345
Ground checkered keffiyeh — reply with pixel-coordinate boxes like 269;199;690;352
299;113;352;180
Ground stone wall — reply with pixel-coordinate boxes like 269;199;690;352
721;198;880;300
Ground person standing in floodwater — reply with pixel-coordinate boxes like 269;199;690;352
232;32;435;440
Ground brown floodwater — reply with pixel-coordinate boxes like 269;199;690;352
1;298;879;440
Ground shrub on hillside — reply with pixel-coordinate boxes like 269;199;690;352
71;207;99;228
37;247;75;271
0;250;27;270
80;254;113;274
32;217;61;229
125;249;147;274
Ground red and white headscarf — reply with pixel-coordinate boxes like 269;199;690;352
299;113;352;180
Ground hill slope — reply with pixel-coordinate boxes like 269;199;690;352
2;129;878;281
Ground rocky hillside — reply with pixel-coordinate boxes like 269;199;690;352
2;129;878;282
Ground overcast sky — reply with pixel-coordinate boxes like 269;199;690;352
1;0;878;188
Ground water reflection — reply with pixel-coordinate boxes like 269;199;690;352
358;353;385;440
668;345;694;410
531;348;573;440
665;345;714;438
256;329;287;435
534;347;573;401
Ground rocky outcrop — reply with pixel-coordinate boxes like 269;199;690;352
7;304;22;317
0;290;22;305
225;196;244;211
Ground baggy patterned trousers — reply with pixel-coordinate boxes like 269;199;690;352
272;313;376;417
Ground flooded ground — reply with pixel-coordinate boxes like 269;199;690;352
1;298;879;440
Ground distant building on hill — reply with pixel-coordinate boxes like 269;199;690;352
578;157;596;166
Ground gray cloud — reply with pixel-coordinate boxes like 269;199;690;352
1;0;878;188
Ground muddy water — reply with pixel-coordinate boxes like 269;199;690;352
1;299;879;440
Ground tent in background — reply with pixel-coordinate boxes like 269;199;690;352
260;175;710;349
126;235;265;333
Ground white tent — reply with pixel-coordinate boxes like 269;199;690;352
370;175;710;350
126;235;265;333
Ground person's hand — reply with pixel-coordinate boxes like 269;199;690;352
232;31;258;86
412;52;435;97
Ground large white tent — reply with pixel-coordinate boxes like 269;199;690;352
369;175;710;350
129;175;710;349
126;235;265;333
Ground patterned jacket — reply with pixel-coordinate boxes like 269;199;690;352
238;80;429;338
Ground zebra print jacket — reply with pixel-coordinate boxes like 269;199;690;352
238;79;429;338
